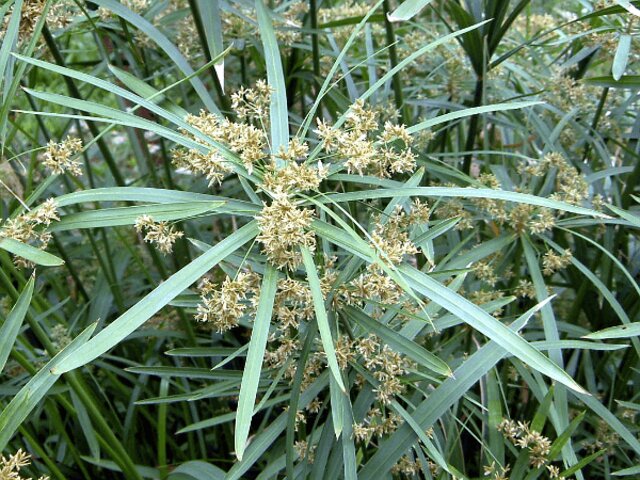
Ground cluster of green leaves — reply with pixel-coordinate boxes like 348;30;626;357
0;0;639;479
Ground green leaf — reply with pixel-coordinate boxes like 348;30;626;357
0;322;96;451
235;264;278;461
50;201;224;231
344;305;452;377
584;323;640;340
0;0;22;100
607;203;640;227
0;276;34;373
613;465;640;477
226;374;328;480
318;187;607;218
14;54;239;166
548;411;585;460
53;222;259;373
388;0;434;21
614;0;640;16
92;0;219;114
53;187;259;215
167;461;226;480
584;75;640;88
0;237;64;266
197;0;224;89
613;34;632;81
301;246;346;392
559;449;606;477
107;64;188;118
407;101;542;134
399;265;587;394
256;0;288;157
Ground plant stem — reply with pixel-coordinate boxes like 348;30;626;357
383;0;407;124
462;76;484;175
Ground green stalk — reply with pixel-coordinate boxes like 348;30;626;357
382;0;407;124
310;0;321;91
462;76;484;175
157;378;169;479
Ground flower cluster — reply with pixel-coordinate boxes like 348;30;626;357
448;152;591;237
436;197;475;231
471;173;509;223
257;197;316;270
230;80;273;123
370;204;424;265
514;279;537;298
483;461;511;480
265;274;335;386
261;140;328;197
335;203;426;320
542;249;572;276
0;449;49;480
391;455;422;477
318;2;383;43
339;334;413;405
474;260;498;287
0;199;59;266
587;418;620;455
353;407;403;442
173;81;273;184
1;0;75;44
174;109;268;180
293;439;316;464
544;67;596;113
316;99;416;178
42;136;83;176
341;266;404;316
195;272;260;333
134;215;184;254
497;419;553;469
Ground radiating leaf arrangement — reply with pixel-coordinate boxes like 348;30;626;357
0;0;639;479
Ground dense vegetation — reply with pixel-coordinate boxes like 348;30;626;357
1;0;639;478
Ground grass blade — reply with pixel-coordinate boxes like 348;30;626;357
584;323;640;340
50;202;224;231
92;0;219;114
0;238;64;266
301;246;346;392
388;0;434;21
235;264;278;461
256;0;288;156
53;222;259;373
399;265;587;394
0;276;34;372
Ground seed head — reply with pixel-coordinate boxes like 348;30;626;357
42;136;83;176
134;215;183;254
